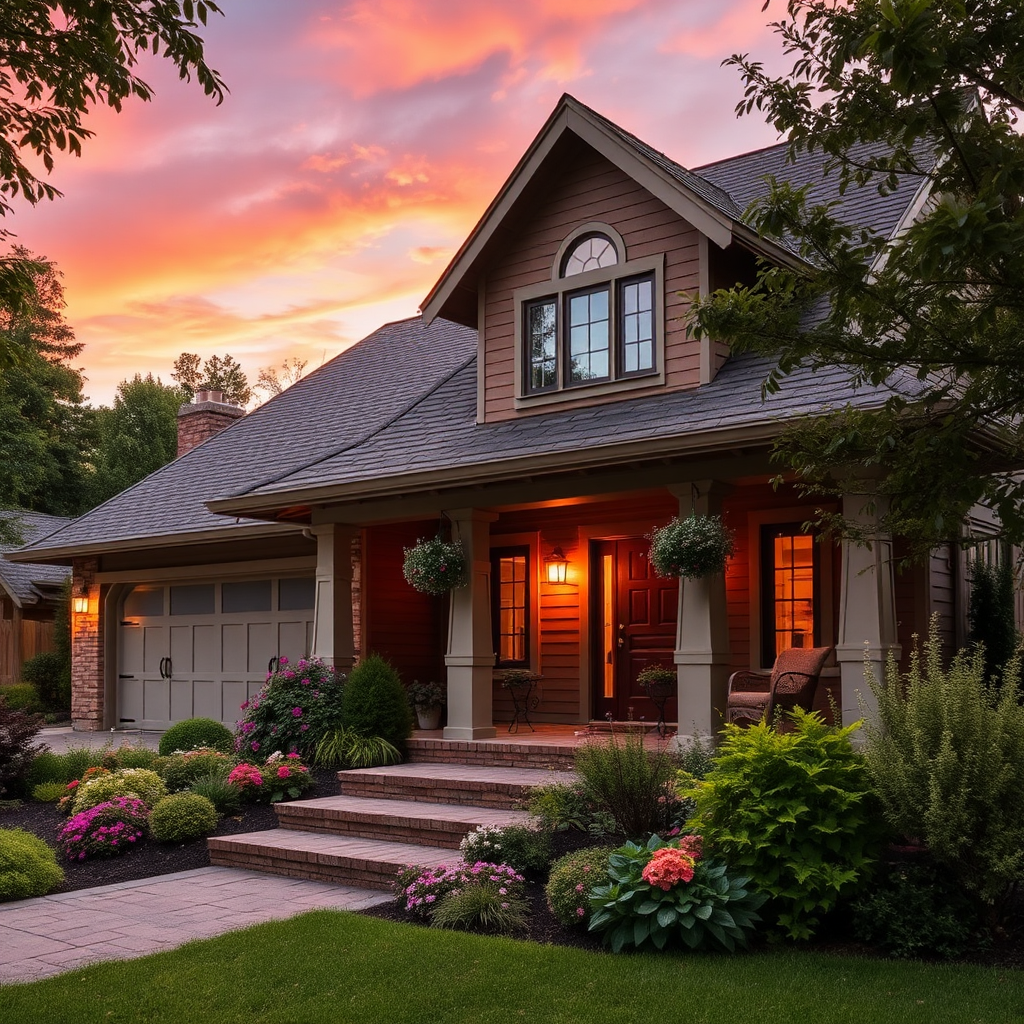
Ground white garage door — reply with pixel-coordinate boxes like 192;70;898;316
117;576;316;730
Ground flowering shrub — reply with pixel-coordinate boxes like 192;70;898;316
234;656;345;758
261;752;313;803
545;846;617;928
401;536;468;595
458;824;551;875
395;861;528;934
160;748;236;792
648;514;734;579
58;798;149;861
588;834;765;953
226;763;264;800
72;768;167;814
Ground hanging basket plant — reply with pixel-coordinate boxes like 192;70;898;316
648;514;734;580
402;536;469;595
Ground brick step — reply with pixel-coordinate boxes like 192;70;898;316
337;763;576;809
208;830;455;890
275;795;534;849
408;737;576;771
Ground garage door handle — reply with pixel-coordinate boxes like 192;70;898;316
267;656;279;675
159;657;172;679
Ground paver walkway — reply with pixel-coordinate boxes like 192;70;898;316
0;866;389;984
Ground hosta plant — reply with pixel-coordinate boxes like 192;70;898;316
58;797;149;861
589;834;764;953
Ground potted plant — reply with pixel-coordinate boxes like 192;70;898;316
637;664;676;697
648;514;734;580
402;536;469;595
407;680;445;730
499;669;539;691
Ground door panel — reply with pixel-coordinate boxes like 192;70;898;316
278;621;307;665
193;625;218;673
143;627;164;674
170;626;193;674
247;623;275;674
222;624;247;672
193;680;219;720
170;678;193;723
144;678;170;723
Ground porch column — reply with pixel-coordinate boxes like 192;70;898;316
670;481;731;744
310;524;358;672
835;492;900;727
443;508;498;740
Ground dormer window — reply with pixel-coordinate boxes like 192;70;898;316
514;222;665;404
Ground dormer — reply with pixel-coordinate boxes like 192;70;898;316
421;95;801;423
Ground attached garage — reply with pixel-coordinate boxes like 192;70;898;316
117;575;316;730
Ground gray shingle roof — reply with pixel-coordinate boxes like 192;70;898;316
1;512;72;603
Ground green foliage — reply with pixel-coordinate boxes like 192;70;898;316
648;514;734;579
27;745;102;788
688;0;1024;558
863;619;1024;916
545;846;617;928
0;683;42;713
235;656;345;758
967;559;1019;686
21;650;67;711
406;680;445;710
429;881;530;936
260;752;313;804
103;742;160;771
691;710;881;940
172;352;251;406
188;773;241;816
401;537;469;595
149;793;219;843
31;781;67;802
159;748;235;792
588;835;765;953
0;827;63;900
676;733;717;780
525;781;614;836
159;717;234;756
341;653;413;751
0;698;43;796
851;858;981;961
458;824;551;876
72;768;167;813
313;728;402;769
573;732;680;838
89;374;185;505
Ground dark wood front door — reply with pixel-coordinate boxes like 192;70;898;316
592;538;678;723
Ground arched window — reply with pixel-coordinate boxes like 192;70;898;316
561;234;618;277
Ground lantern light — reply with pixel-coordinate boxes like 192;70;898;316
544;546;569;585
72;595;89;615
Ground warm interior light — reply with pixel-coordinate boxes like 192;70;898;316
72;595;89;614
545;546;569;585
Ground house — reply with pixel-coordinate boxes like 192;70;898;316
0;511;72;685
8;95;963;740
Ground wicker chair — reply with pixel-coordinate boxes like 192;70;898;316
725;646;833;726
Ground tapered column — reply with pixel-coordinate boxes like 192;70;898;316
835;492;900;727
444;508;497;740
670;481;731;744
310;524;357;672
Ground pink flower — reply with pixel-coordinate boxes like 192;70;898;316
251;741;260;751
292;707;302;717
277;766;290;779
576;907;585;918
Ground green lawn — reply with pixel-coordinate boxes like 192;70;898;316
2;911;1021;1024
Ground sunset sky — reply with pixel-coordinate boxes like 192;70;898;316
16;0;791;405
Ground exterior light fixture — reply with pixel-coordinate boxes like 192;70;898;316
544;546;569;585
72;594;89;614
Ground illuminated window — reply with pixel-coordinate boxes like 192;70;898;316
492;547;530;667
760;523;819;666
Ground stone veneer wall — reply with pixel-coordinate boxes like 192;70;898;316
70;556;104;730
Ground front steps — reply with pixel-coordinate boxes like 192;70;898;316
208;761;575;890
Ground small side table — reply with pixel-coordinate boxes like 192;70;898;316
507;682;539;733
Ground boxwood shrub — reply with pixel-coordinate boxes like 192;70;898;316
0;828;64;900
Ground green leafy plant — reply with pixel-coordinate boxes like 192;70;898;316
863;618;1024;921
0;683;42;713
234;656;345;759
648;514;734;579
21;650;67;711
31;781;67;803
588;834;765;953
0;827;64;900
226;762;265;801
851;858;981;961
636;665;675;692
149;793;219;843
104;743;161;771
160;748;235;792
545;845;617;928
525;782;614;836
28;746;104;789
188;773;242;815
341;653;413;752
574;731;680;838
159;717;234;756
690;709;881;940
314;728;402;769
402;536;468;595
499;669;537;689
967;559;1019;686
406;680;445;710
0;700;43;797
429;880;530;935
58;797;149;861
72;768;167;814
458;824;551;876
260;752;313;804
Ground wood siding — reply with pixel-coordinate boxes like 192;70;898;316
482;135;703;422
0;607;56;685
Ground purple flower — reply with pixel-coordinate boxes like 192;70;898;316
292;707;302;717
251;741;260;751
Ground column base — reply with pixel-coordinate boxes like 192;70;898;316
442;726;498;741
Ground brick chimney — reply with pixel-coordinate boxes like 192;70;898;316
177;389;246;457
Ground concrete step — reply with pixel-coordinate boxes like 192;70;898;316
408;736;577;771
208;830;456;890
275;794;534;849
337;763;576;809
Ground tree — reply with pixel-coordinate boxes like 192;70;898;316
255;357;308;401
172;351;251;406
89;373;185;505
690;0;1024;559
0;2;226;349
0;250;93;516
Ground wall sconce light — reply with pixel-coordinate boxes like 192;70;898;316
544;546;569;585
72;594;89;615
